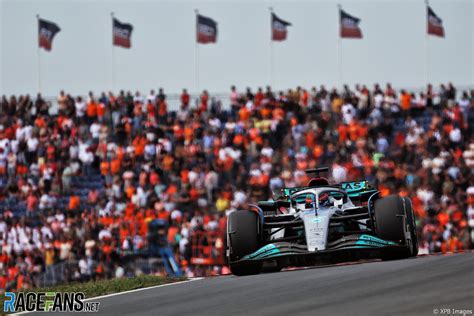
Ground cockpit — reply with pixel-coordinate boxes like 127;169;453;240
291;189;348;212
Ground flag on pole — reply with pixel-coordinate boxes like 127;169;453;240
271;13;292;41
113;18;133;48
427;6;444;37
339;9;362;38
38;18;61;51
196;14;218;44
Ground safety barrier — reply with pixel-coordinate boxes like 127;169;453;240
191;231;226;266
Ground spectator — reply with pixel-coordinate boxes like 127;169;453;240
0;82;472;285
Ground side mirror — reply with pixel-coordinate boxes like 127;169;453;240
257;200;290;213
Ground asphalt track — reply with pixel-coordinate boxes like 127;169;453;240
42;253;474;316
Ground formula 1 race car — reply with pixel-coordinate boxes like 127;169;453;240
227;167;418;276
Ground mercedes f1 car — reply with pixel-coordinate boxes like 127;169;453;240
227;167;418;276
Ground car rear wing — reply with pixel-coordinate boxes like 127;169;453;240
278;180;376;200
340;180;378;201
341;180;369;192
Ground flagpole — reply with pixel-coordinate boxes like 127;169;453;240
36;14;41;93
111;12;116;93
269;7;275;89
195;9;200;94
271;40;275;89
337;5;343;88
424;0;429;87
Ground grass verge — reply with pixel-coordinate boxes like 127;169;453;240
1;275;187;313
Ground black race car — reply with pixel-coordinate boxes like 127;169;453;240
227;167;418;275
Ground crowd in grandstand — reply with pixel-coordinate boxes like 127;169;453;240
0;82;473;290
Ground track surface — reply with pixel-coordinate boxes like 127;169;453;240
47;253;474;316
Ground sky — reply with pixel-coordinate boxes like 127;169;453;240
1;0;473;98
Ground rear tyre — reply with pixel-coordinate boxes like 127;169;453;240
227;210;262;275
374;195;417;259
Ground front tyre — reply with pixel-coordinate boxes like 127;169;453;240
402;196;419;256
374;195;418;259
227;210;262;275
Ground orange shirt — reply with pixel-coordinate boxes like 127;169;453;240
69;196;80;210
47;146;55;160
157;210;168;220
163;155;174;171
184;127;194;141
125;204;135;220
222;156;234;171
35;117;46;128
158;101;167;116
8;266;19;282
400;93;411;111
97;103;106;117
17;274;24;290
233;134;244;146
260;107;271;118
255;92;263;106
120;226;129;243
181;170;189;183
145;209;155;221
166;184;178;196
358;124;368;139
139;220;148;237
110;159;121;175
338;125;348;142
146;103;156;116
87;102;98;117
17;165;28;175
181;93;190;106
116;146;125;161
190;187;199;200
313;145;323;158
348;122;360;141
379;185;390;197
102;244;112;255
133;137;146;157
167;226;179;244
305;132;315;148
125;186;135;199
239;107;250;121
301;91;309;106
437;212;449;227
0;275;6;290
100;161;110;175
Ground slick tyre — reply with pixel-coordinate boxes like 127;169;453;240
227;210;262;276
374;195;417;260
402;196;419;256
